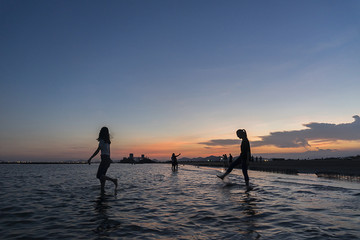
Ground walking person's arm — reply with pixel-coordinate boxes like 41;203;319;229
88;146;101;165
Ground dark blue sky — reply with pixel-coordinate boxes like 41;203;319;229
1;0;359;161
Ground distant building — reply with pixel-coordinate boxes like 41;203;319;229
120;153;154;164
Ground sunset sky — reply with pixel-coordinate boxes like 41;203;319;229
1;0;359;161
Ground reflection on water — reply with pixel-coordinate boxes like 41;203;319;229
241;192;257;216
239;192;260;240
316;173;360;182
94;195;122;237
94;195;110;234
0;164;359;239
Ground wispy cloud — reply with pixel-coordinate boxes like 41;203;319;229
309;28;359;54
199;115;360;149
198;139;239;146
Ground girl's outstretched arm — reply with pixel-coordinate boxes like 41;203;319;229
88;146;100;165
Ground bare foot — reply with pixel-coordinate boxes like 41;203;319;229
245;185;253;192
217;174;225;180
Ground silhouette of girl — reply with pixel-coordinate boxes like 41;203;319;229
88;127;117;193
218;129;250;187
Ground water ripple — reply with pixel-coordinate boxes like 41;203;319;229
0;164;359;239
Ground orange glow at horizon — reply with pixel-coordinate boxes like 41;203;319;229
2;138;359;162
308;139;360;151
111;139;360;160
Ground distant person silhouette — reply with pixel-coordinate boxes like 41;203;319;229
229;153;233;164
88;127;118;194
171;153;181;171
217;129;251;187
222;154;228;168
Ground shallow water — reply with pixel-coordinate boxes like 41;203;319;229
0;164;359;239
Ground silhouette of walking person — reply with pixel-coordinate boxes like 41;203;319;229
88;127;118;194
217;129;251;187
171;153;181;171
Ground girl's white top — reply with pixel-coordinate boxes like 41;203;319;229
99;139;110;156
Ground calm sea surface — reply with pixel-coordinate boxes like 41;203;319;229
0;163;359;239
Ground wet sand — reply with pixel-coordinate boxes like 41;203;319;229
181;156;360;176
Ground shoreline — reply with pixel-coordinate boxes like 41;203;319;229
180;157;360;177
2;158;360;177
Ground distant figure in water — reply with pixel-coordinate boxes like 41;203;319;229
171;153;181;171
217;129;251;187
222;154;228;168
88;127;118;194
229;153;233;164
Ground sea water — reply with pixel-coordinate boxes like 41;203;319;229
0;164;359;239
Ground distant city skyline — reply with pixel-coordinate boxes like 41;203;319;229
1;0;359;161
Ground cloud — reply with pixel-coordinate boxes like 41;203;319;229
199;115;360;149
198;139;239;146
253;115;360;148
309;28;359;54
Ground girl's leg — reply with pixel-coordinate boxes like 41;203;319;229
100;175;117;193
100;178;106;193
103;175;118;187
242;164;249;186
225;157;242;174
218;158;241;179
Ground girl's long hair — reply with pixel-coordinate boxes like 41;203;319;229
237;129;247;138
97;127;111;144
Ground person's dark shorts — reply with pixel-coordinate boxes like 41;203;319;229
96;155;112;179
